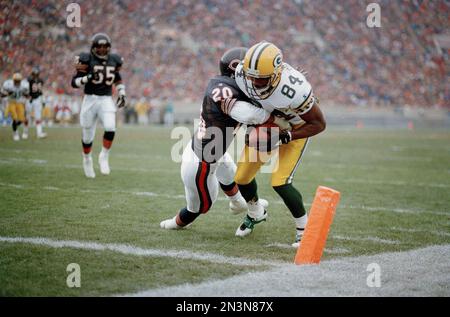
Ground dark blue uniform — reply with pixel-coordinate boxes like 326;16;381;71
192;75;252;163
71;52;123;96
28;77;44;100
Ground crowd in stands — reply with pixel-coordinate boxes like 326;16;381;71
1;0;448;110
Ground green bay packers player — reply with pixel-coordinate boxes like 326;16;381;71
1;73;30;141
234;41;326;247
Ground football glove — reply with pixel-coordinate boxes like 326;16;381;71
116;95;126;108
272;116;292;131
279;131;292;144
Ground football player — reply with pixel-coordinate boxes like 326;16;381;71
71;33;126;178
160;47;290;230
234;41;326;247
1;73;29;141
26;67;47;138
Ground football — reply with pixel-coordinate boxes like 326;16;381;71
246;122;281;152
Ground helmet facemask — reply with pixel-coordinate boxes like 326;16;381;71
243;66;282;100
92;43;110;60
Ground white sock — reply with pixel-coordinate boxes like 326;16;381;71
101;147;110;155
36;123;42;135
294;214;308;230
83;152;92;159
228;191;244;201
247;200;264;219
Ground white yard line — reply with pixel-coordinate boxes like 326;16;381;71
331;235;400;245
0;236;283;267
265;243;351;254
121;244;450;297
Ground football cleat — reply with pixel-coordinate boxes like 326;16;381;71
83;155;95;178
13;132;20;141
37;132;47;139
160;216;183;230
229;196;248;215
235;210;267;237
98;151;110;175
22;132;28;140
291;228;305;248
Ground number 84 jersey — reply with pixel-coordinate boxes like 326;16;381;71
235;62;314;125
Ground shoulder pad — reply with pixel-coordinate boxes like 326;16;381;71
111;53;124;66
77;52;91;64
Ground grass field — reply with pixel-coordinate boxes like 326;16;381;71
0;125;449;296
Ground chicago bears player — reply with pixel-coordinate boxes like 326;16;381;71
26;67;47;139
71;33;126;178
234;41;326;247
160;47;290;230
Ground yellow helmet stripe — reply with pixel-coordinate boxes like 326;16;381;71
250;42;271;71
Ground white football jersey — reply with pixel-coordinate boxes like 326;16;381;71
2;79;29;102
235;62;314;125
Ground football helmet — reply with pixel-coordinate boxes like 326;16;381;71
220;47;248;78
91;33;111;60
242;41;283;100
31;66;40;77
12;72;22;85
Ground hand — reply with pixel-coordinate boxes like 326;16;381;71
116;94;126;108
88;70;100;82
272;116;292;131
279;131;292;144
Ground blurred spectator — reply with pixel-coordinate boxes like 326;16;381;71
0;0;448;110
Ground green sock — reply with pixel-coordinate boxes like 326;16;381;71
238;178;259;202
273;184;306;218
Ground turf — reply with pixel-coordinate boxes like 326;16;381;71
0;125;449;296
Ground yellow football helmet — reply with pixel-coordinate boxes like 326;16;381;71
242;41;283;100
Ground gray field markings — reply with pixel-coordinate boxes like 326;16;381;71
390;227;450;237
324;177;450;189
265;243;351;254
1;182;448;217
0;236;283;267
331;235;400;245
1;152;449;182
0;157;175;174
121;244;450;297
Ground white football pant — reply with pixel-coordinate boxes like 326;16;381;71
181;141;240;213
80;94;116;144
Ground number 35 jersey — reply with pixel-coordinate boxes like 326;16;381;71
235;62;314;125
73;52;123;96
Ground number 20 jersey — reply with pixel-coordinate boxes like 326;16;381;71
235;62;314;125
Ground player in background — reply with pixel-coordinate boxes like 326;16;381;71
234;42;326;247
160;47;290;230
1;73;29;141
26;66;47;138
71;33;126;178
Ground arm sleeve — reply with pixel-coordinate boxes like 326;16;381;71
228;100;271;125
